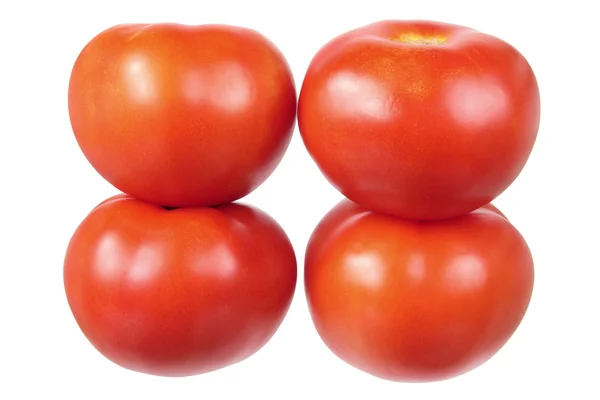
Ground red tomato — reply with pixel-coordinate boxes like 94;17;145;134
64;195;297;377
299;20;540;220
69;24;296;208
305;199;534;382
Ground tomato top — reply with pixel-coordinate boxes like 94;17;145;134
69;24;297;207
299;20;540;220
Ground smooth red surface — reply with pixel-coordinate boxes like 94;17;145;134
64;195;297;377
299;20;540;220
305;199;534;382
69;24;296;208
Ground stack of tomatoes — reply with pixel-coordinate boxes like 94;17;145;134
64;24;298;377
64;20;540;382
299;20;540;382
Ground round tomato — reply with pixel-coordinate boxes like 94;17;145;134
298;20;540;220
305;199;534;382
64;195;297;377
68;24;296;208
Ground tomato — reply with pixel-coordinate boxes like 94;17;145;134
64;195;297;377
68;24;296;208
305;199;534;382
298;20;540;220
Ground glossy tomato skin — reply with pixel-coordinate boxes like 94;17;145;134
299;20;540;220
305;199;534;382
69;24;296;208
64;195;297;377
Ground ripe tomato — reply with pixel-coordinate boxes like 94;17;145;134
69;24;296;208
299;20;540;220
305;199;534;382
64;195;297;377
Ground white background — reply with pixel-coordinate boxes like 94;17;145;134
1;0;598;398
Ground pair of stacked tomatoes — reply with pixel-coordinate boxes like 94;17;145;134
65;20;540;382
